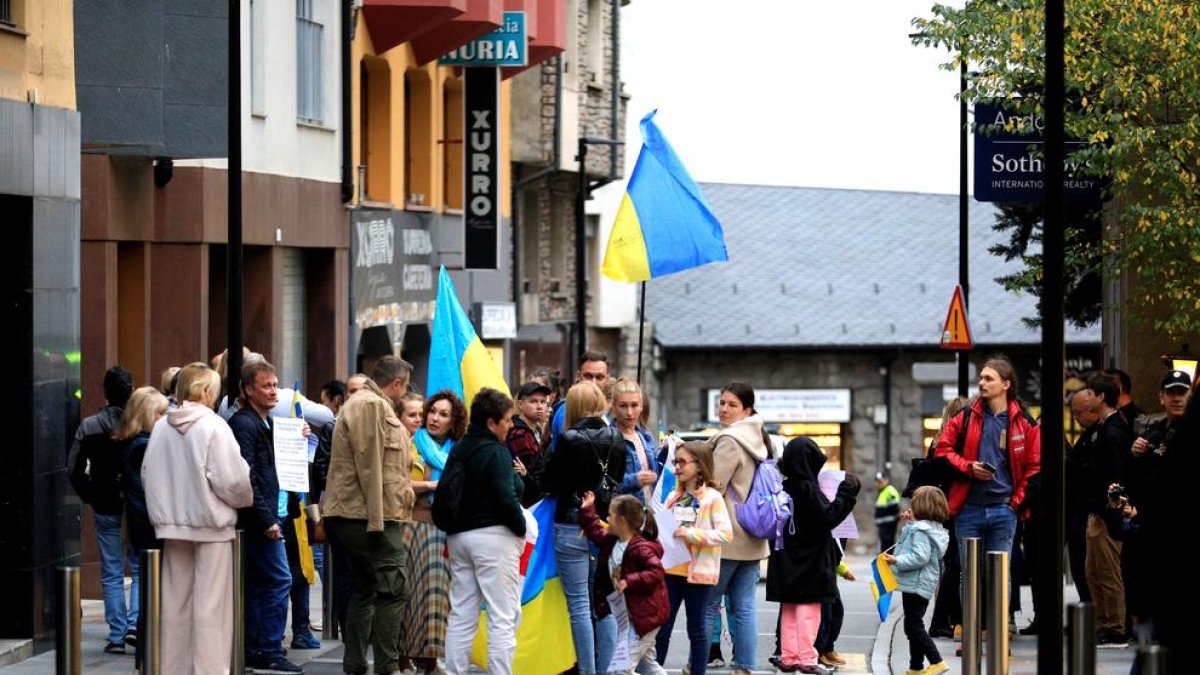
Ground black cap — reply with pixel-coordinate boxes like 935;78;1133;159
1160;370;1193;391
515;381;552;399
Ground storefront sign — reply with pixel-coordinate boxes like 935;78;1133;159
352;209;436;329
438;12;528;67
476;302;517;339
463;67;500;269
706;389;852;424
973;102;1104;203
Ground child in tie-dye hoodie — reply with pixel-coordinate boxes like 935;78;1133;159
654;441;733;675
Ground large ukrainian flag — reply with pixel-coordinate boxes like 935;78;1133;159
472;498;576;674
426;266;509;408
601;109;728;283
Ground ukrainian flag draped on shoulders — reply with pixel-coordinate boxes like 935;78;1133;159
426;266;509;407
601;109;728;283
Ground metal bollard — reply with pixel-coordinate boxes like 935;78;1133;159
322;541;337;640
1067;603;1095;675
1136;645;1170;675
986;551;1010;675
961;538;982;675
141;549;162;675
55;566;80;675
232;530;245;674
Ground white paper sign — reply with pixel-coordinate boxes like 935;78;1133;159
605;591;634;672
273;417;310;493
653;509;693;570
818;470;859;539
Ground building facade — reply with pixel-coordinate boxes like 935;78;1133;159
0;0;83;642
510;0;628;380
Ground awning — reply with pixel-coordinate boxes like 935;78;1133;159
361;0;467;55
410;0;504;65
502;0;566;78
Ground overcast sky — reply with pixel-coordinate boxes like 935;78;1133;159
614;0;966;195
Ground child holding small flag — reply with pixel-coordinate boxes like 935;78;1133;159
883;486;951;675
579;491;669;675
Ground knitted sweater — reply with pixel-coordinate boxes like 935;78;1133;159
663;485;733;585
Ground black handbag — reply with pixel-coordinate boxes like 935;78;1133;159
903;409;971;498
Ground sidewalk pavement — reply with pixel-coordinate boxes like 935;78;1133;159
871;581;1138;675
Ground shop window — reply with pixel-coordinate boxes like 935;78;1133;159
442;77;463;210
777;423;846;470
404;68;433;208
361;57;391;203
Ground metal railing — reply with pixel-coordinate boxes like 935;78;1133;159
232;531;245;674
986;551;1010;674
141;549;163;674
297;17;324;123
1068;603;1095;675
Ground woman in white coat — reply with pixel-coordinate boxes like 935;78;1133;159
142;362;253;674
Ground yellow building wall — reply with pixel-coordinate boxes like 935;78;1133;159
351;11;510;218
0;0;76;109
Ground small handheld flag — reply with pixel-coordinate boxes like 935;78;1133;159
870;554;899;621
291;380;303;418
601;110;728;283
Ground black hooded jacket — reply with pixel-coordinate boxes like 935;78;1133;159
766;437;860;604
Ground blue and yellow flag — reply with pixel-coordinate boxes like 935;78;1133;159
601;110;728;283
426;266;509;408
472;498;576;674
291;380;303;418
870;554;899;621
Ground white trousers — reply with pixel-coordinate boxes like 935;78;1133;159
444;525;525;675
161;539;235;675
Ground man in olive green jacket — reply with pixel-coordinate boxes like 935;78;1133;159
324;356;415;675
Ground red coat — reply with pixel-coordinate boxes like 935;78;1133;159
579;504;670;637
934;397;1041;517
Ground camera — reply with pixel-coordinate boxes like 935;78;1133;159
1107;485;1126;501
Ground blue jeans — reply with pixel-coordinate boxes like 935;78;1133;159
245;528;292;660
656;575;713;675
704;559;759;670
555;523;616;674
94;513;139;643
956;502;1017;623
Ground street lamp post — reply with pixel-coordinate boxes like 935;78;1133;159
573;136;623;374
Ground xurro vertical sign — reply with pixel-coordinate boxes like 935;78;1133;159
446;11;527;270
464;67;500;269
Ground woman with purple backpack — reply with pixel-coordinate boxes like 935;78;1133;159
706;382;774;675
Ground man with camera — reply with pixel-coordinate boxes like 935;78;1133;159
1076;375;1134;647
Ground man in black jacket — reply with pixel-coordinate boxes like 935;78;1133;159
1080;374;1134;646
68;365;137;653
229;360;303;674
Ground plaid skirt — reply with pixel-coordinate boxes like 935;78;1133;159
398;520;451;658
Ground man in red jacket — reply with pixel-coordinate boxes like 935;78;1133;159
935;355;1041;620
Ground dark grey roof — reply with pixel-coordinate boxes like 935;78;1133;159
646;183;1101;349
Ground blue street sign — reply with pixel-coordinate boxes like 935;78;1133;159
973;102;1104;203
438;12;527;67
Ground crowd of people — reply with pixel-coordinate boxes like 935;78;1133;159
66;344;1195;674
895;353;1198;671
67;348;869;675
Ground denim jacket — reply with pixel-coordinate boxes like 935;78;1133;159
616;424;661;501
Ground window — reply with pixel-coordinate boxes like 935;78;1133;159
586;0;604;85
521;190;540;293
1;0;13;26
442;77;463;210
250;0;265;115
361;57;392;203
404;68;433;207
297;0;323;123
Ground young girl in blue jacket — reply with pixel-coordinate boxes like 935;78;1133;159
884;486;951;675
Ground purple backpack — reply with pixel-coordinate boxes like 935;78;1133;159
732;458;793;549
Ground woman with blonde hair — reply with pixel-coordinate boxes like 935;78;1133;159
610;378;661;503
142;362;253;674
544;381;628;675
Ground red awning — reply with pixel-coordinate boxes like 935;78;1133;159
410;0;504;65
361;0;468;55
502;0;565;79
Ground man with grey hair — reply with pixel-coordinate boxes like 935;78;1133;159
324;356;416;675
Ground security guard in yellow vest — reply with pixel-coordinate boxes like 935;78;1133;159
875;473;902;552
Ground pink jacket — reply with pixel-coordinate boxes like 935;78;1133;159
143;402;253;542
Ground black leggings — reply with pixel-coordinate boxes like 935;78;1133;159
902;593;943;671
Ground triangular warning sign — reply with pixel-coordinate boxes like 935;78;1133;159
940;285;973;350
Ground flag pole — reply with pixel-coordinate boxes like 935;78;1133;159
636;281;647;383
